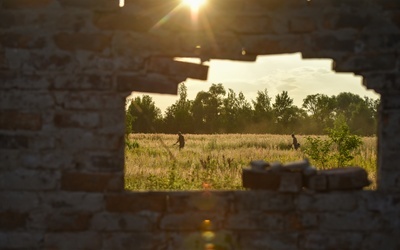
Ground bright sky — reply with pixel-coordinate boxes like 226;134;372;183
129;53;379;113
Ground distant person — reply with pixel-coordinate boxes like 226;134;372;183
174;131;185;150
292;133;300;150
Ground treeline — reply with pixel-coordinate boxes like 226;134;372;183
126;83;379;136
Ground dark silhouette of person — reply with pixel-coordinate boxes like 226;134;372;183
175;131;185;150
292;133;300;150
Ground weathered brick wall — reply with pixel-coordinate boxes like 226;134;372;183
1;0;400;249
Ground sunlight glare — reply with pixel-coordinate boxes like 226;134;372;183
183;0;206;11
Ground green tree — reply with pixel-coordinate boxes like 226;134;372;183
272;91;303;133
163;83;194;133
302;94;336;133
127;95;162;133
192;83;226;133
252;89;273;122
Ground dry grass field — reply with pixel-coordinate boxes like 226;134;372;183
125;133;377;191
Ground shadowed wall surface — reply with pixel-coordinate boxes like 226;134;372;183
1;0;400;249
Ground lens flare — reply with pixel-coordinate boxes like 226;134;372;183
183;0;207;11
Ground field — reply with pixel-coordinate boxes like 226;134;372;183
125;134;377;191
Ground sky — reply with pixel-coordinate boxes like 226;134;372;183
129;53;380;114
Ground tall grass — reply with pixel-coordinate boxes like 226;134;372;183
125;134;377;191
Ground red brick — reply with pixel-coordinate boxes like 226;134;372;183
0;211;28;229
53;33;111;52
61;171;123;192
0;111;42;131
2;0;53;9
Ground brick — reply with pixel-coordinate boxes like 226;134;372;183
0;111;42;130
105;193;167;213
323;167;370;191
323;12;370;30
306;173;328;191
117;74;180;94
166;191;233;213
51;74;112;90
289;17;316;33
0;232;43;249
278;172;303;193
54;92;125;110
46;212;92;231
147;57;209;80
319;211;386;231
242;169;303;192
58;0;119;10
239;232;298;250
226;212;301;231
42;192;104;212
235;191;295;212
91;212;153;231
0;191;39;212
2;0;53;9
0;211;28;229
90;154;124;172
334;54;397;73
54;111;100;128
44;232;101;250
160;212;223;230
0;134;28;149
0;33;46;49
102;232;164;250
298;192;359;211
53;33;112;52
300;232;364;250
61;171;123;192
93;13;155;31
0;169;59;191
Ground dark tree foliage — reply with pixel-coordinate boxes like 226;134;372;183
127;83;379;135
126;95;162;133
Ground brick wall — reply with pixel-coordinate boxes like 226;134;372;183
1;0;400;249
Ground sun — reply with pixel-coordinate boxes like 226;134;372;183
182;0;207;11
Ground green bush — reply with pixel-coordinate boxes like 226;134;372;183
303;117;362;168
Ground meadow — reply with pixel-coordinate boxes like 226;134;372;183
125;134;377;191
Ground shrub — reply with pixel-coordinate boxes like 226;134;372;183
303;117;362;168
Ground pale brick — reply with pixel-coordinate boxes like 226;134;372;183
0;232;43;249
239;232;298;250
235;191;295;211
0;169;60;191
0;191;39;212
41;192;105;212
166;191;233;213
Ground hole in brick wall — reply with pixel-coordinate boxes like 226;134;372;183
125;53;379;191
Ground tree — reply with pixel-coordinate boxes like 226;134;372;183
252;89;273;122
302;94;336;133
192;83;226;133
272;91;302;133
126;95;162;133
163;83;194;133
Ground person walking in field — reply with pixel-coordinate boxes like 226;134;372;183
174;131;185;150
292;133;300;150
